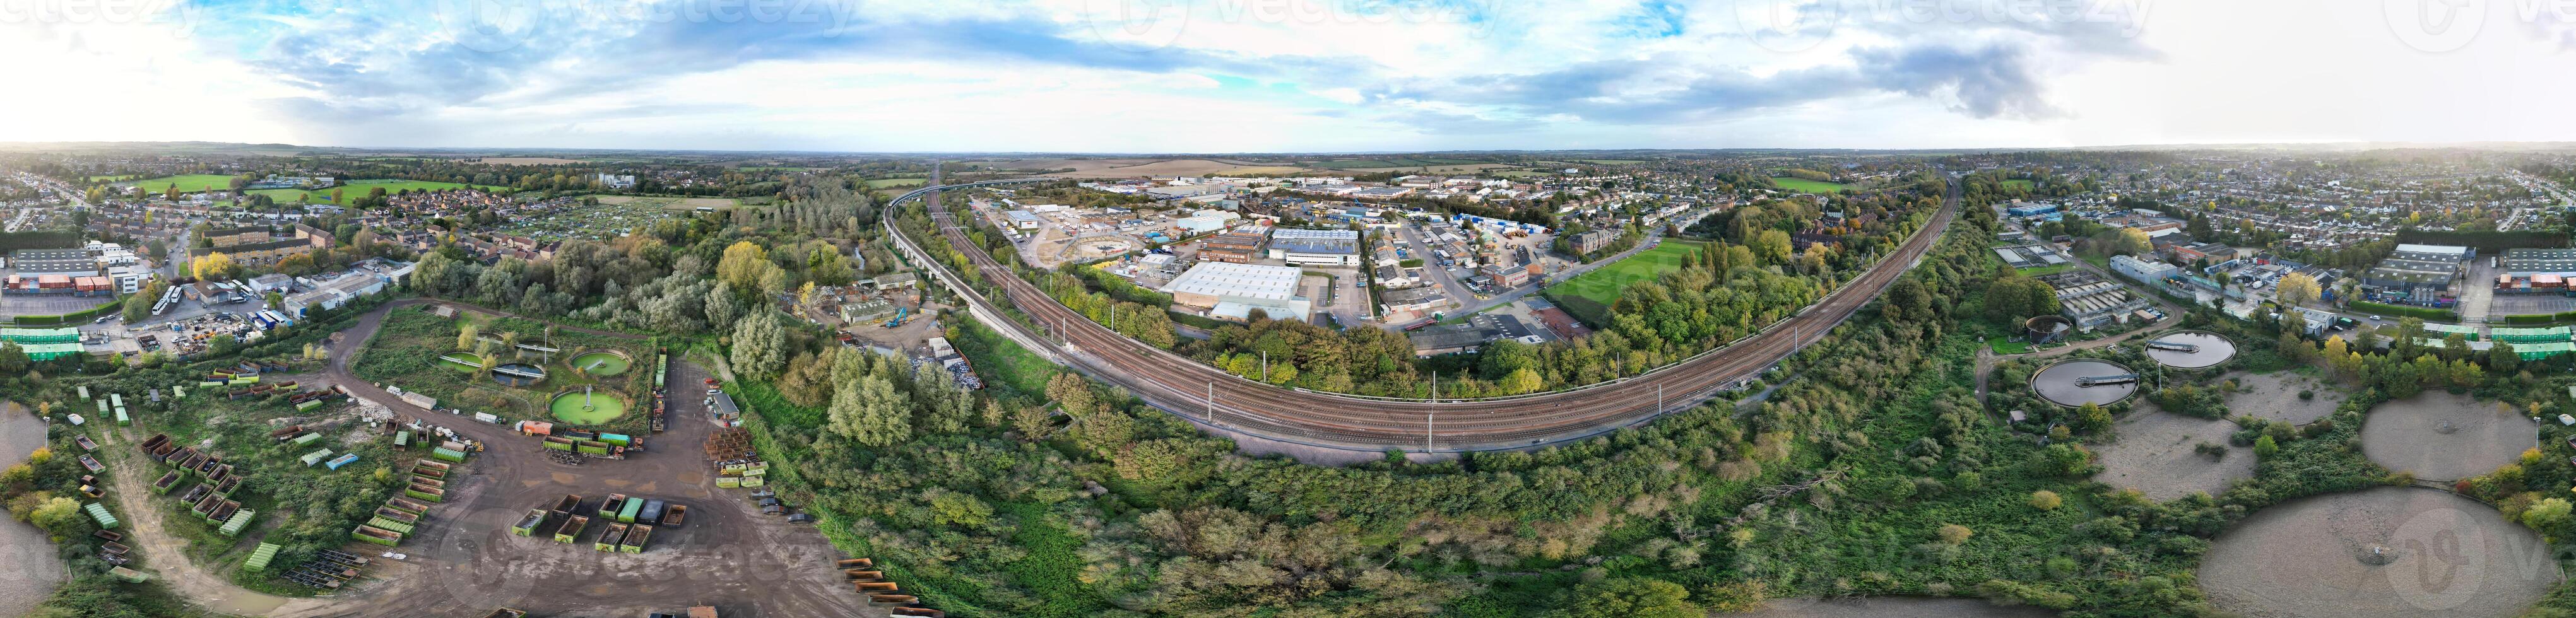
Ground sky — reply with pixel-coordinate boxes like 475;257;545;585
1;0;2570;153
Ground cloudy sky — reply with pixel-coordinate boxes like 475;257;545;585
1;0;2568;152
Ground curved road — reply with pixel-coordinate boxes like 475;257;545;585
896;173;1960;452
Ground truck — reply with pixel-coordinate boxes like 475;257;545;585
595;523;629;552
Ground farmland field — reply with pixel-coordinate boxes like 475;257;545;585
865;177;929;188
1573;159;1646;164
126;174;239;194
1770;177;1849;193
1308;157;1484;169
1543;240;1703;324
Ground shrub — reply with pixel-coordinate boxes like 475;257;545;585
2028;490;2062;510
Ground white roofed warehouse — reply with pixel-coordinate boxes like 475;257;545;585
1160;262;1312;323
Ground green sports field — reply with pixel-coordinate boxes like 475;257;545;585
1547;240;1703;307
1770;177;1849;194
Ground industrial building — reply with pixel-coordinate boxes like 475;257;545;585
2495;247;2576;293
1267;228;1361;266
1198;232;1267;264
2039;271;2153;329
8;248;98;274
2111;254;2180;283
1993;243;2069;269
1159;262;1311;322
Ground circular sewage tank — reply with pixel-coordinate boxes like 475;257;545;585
2144;330;2236;370
2031;359;2139;407
570;351;632;376
549;390;628;424
493;363;547;387
2024;315;2072;344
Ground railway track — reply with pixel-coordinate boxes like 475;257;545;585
895;173;1961;452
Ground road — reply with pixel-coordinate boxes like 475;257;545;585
894;172;1961;453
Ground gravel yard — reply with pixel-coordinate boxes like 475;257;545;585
0;404;66;616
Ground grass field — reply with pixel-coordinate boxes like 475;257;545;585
1546;240;1703;308
1573;159;1646;165
2002;178;2035;190
1771;177;1850;194
127;174;240;194
238;179;509;204
865;177;928;188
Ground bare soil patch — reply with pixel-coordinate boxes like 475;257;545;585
2360;392;2533;482
2223;371;2344;424
2093;402;2252;501
1733;596;2055;617
2201;487;2555;618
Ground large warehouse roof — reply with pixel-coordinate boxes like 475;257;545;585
1161;262;1303;301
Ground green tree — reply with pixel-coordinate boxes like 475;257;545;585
730;312;789;379
0;342;27;375
827;374;910;447
28;497;81;535
456;324;479;352
1560;578;1701;618
2524;498;2572;532
2276;272;2321;307
2490;340;2520;372
2252;435;2279;458
1752;230;1793;264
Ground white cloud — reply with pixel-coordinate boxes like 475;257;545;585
1;0;2570;151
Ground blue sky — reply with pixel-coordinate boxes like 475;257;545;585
4;0;2572;151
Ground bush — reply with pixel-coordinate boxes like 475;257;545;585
2348;300;2458;322
2028;490;2062;510
2298;390;2314;400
